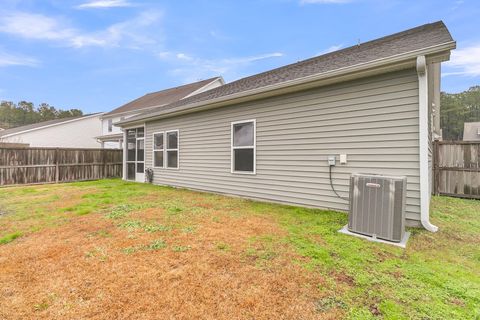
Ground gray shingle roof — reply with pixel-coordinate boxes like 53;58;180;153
104;77;222;116
122;21;454;124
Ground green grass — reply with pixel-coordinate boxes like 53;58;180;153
143;223;172;233
105;204;136;219
216;242;230;251
118;220;172;233
0;231;22;245
122;239;167;254
172;245;191;252
247;198;480;319
0;179;479;319
0;179;172;241
147;239;167;250
119;220;143;230
85;247;108;261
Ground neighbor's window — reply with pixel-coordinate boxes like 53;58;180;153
108;119;113;132
166;130;179;168
153;132;164;168
231;120;255;173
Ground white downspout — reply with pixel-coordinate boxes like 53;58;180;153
417;55;438;232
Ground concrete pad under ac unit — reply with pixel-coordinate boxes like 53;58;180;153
338;225;411;248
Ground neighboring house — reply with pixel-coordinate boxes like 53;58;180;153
0;113;102;148
463;122;480;141
116;21;455;231
97;77;225;149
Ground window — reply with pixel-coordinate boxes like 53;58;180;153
108;119;113;132
153;132;164;168
166;130;179;168
231;120;255;174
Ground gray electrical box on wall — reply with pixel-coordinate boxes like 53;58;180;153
328;155;336;166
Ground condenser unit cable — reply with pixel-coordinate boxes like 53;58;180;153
329;165;349;202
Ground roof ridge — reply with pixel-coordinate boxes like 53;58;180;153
143;77;220;96
215;21;449;87
118;20;454;124
104;77;222;116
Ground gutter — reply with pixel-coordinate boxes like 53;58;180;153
116;41;456;127
95;133;123;140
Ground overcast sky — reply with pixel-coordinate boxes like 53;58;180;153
0;0;479;113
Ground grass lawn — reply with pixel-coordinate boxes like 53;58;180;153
0;179;479;319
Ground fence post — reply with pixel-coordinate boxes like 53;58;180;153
55;148;59;183
102;150;106;179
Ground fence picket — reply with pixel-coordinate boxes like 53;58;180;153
434;141;480;199
0;147;122;186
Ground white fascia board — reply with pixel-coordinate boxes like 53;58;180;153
117;41;456;127
183;77;225;99
96;133;123;140
1;113;103;138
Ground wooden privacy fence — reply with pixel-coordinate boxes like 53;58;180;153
434;141;480;199
0;147;123;186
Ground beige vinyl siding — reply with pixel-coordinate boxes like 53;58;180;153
145;69;422;221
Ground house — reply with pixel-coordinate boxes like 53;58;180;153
0;113;102;148
97;77;224;149
116;21;455;231
463;122;480;141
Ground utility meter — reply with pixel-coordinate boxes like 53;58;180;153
328;155;336;166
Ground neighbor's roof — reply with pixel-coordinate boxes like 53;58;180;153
120;21;454;125
104;77;223;117
0;113;101;137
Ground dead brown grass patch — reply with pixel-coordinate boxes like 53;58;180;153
0;201;332;320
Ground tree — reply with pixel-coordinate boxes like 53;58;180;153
0;101;84;129
37;103;58;121
57;108;83;118
441;86;480;140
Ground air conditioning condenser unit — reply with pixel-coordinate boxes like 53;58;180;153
347;173;407;243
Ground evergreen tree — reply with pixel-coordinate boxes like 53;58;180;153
0;101;84;129
441;86;480;140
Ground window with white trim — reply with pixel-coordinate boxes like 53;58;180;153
231;120;255;173
166;130;179;168
107;119;113;132
153;132;164;168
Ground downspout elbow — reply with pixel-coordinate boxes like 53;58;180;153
421;219;438;232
